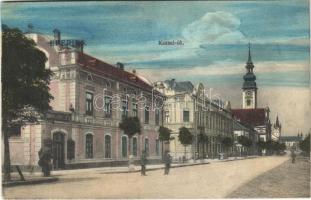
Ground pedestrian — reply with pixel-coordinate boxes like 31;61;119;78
38;139;52;177
140;150;147;176
290;149;296;164
164;151;172;175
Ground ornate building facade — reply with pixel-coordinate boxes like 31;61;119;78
154;79;234;161
9;30;164;170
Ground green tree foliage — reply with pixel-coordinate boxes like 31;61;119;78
238;135;252;156
119;116;141;155
299;134;310;156
198;133;208;159
222;137;233;157
222;137;233;148
178;127;193;158
2;25;53;181
158;126;172;142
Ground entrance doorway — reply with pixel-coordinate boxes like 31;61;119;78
52;132;65;169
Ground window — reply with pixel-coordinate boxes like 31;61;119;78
86;92;94;115
145;106;149;124
104;96;112;117
132;102;138;117
122;100;128;117
85;134;93;158
183;110;190;122
121;136;128;158
67;139;75;160
144;138;149;156
165;111;170;123
8;124;21;137
104;135;111;158
156;139;160;156
155;109;160;125
246;99;251;106
132;137;138;157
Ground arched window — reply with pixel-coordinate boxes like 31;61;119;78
85;134;93;158
105;135;111;158
121;136;128;158
132;137;138;157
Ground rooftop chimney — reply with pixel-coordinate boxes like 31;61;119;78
116;62;124;70
53;29;61;42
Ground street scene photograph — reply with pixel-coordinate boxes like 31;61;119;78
1;0;310;199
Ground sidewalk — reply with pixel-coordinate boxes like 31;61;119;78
6;155;259;182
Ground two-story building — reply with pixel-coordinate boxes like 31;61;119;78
9;29;165;170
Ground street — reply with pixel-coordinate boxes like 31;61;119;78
3;156;291;199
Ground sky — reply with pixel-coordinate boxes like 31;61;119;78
1;1;310;136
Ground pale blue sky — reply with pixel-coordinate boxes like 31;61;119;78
1;1;310;135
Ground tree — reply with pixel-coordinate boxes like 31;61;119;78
198;133;208;159
2;25;53;181
221;137;233;157
119;116;141;156
158;126;172;159
299;134;310;156
257;140;267;155
237;135;252;156
178;127;193;159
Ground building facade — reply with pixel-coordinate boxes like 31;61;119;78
233;120;259;156
9;30;165;170
154;80;234;161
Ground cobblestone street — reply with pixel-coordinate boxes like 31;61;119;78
227;156;310;198
3;156;293;199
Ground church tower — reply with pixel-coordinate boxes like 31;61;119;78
272;115;282;141
242;43;257;109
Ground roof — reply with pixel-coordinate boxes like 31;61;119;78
231;108;266;127
280;136;302;142
77;53;154;91
164;79;194;92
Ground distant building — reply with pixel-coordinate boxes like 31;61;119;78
280;135;303;150
271;116;282;141
8;29;165;170
233;120;259;156
232;43;272;143
154;80;234;160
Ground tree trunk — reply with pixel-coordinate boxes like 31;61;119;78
3;124;11;181
161;140;164;161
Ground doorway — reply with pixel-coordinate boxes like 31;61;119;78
52;132;65;169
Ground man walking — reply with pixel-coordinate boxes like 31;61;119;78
140;150;147;176
38;139;52;176
291;149;296;164
164;151;172;175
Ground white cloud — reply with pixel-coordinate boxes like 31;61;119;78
182;11;246;45
131;60;309;82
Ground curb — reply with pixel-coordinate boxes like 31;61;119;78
99;162;211;174
2;177;59;187
220;156;259;162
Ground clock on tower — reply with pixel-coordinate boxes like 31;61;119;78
242;43;257;109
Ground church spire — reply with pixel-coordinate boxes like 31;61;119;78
247;42;252;64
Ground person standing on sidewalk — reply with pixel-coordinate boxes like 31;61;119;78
140;150;148;176
38;139;52;177
164;151;172;175
290;149;296;164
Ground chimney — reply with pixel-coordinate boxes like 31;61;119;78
116;62;124;70
53;29;61;43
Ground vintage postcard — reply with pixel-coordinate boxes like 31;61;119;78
1;0;310;199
